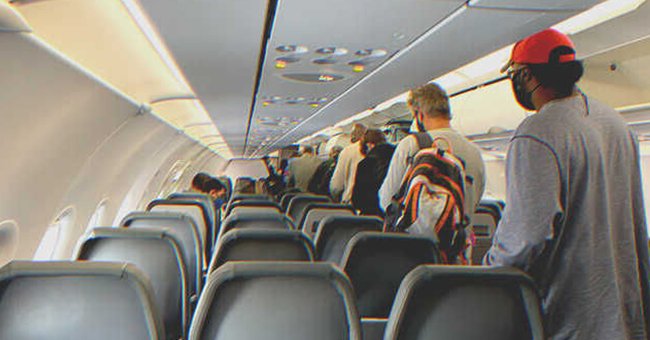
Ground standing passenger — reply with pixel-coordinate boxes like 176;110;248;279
308;145;343;196
485;29;650;340
379;84;485;229
330;123;367;203
351;129;395;217
286;145;322;192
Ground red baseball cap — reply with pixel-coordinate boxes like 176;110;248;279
501;28;576;72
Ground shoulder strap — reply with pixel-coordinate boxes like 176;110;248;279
414;132;434;150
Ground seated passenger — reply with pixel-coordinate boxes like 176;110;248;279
378;83;485;263
351;129;395;217
485;29;650;340
286;145;322;192
190;172;211;192
203;177;227;211
308;145;343;196
330;124;367;203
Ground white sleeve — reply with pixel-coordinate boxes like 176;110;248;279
379;137;415;211
329;148;349;195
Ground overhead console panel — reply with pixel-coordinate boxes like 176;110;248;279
246;0;466;155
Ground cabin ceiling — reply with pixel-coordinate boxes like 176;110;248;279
8;0;609;158
135;0;602;157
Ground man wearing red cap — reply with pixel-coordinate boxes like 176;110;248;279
485;29;650;339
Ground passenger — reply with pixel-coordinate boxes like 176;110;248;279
330;123;367;203
351;129;395;217
234;177;256;194
202;177;227;211
485;29;650;340
286;145;322;192
190;172;211;192
262;156;286;198
379;83;485;228
308;145;343;196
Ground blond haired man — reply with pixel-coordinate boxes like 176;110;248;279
379;83;485;234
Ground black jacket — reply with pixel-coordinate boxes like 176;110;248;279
351;143;395;216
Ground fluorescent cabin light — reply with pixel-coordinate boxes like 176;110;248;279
553;0;645;35
121;0;190;87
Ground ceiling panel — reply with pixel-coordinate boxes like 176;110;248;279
137;0;270;156
468;0;601;10
246;0;466;155
254;5;584;156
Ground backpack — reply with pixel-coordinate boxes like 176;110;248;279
384;133;469;264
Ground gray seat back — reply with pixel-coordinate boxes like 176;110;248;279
314;216;383;263
0;261;164;340
384;266;544;340
168;192;217;235
280;192;300;212
77;228;188;340
208;229;314;273
302;207;355;238
225;200;281;217
122;211;203;298
230;205;281;216
147;199;211;256
286;194;331;223
219;211;294;239
190;262;362;340
341;232;440;318
297;203;355;231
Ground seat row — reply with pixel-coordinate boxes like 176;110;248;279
0;260;543;340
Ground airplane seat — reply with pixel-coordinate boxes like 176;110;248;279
224;199;281;217
0;261;164;340
340;232;441;319
122;211;204;302
189;262;362;340
314;215;383;264
280;191;300;212
218;210;294;239
299;203;356;238
470;211;498;265
147;199;213;257
229;193;272;204
208;229;314;274
285;194;331;223
77;228;189;340
384;266;544;340
362;319;387;340
167;193;216;227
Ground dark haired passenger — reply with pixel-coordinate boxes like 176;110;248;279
191;172;211;192
203;178;227;211
485;29;650;340
351;129;395;216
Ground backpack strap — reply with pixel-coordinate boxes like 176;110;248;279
407;133;434;166
414;132;434;150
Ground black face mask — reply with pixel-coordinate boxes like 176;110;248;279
511;69;541;111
